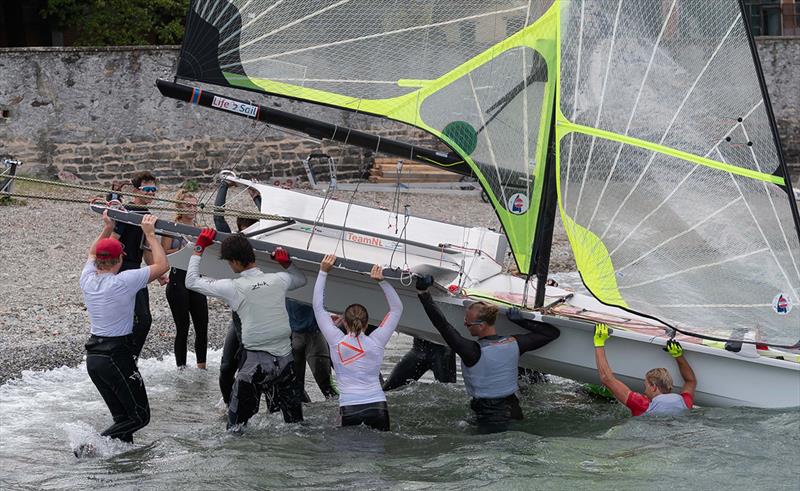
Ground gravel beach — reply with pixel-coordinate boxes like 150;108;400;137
0;180;575;383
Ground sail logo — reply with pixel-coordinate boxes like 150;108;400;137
772;293;793;315
211;95;259;118
507;193;529;215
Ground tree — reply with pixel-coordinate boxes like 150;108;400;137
42;0;189;46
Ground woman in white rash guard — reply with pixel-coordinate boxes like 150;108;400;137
313;254;403;431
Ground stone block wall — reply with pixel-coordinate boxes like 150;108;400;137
0;42;798;185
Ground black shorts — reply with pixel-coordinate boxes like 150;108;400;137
470;394;523;428
340;401;390;432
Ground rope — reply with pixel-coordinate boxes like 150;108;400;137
0;187;290;223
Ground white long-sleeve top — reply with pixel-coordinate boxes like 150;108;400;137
186;255;306;355
313;271;403;406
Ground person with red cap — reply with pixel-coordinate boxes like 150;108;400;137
79;211;169;448
185;230;307;430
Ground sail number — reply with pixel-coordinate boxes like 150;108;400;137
211;96;259;118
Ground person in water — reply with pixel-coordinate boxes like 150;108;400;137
382;337;456;391
161;189;209;369
186;230;306;429
415;274;560;428
80;212;169;445
287;298;339;400
593;323;697;416
108;171;160;358
313;255;403;431
212;178;261;409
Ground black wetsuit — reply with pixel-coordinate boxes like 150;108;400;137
382;337;456;391
340;401;391;431
219;314;243;405
114;204;151;358
417;291;560;427
166;266;209;367
85;335;150;443
287;299;338;399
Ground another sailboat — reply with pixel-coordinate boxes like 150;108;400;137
106;0;800;407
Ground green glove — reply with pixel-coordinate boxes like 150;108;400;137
594;323;610;348
664;339;683;358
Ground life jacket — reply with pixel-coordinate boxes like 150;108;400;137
462;336;519;399
645;392;689;416
232;271;292;356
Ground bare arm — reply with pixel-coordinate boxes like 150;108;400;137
675;356;697;398
141;215;169;282
88;211;115;259
594;346;632;405
161;235;183;255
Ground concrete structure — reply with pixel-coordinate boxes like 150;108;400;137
0;42;798;184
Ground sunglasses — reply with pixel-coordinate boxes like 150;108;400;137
139;186;157;193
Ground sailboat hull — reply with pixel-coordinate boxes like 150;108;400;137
169;244;800;409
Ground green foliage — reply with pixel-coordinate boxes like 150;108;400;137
181;179;199;192
43;0;190;46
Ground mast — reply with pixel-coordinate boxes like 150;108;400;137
156;79;474;178
532;98;559;308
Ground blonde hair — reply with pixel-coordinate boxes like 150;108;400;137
467;302;498;325
645;368;673;394
174;189;197;221
343;303;369;336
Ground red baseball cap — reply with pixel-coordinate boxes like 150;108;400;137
95;238;125;259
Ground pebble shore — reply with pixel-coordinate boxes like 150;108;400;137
0;182;575;383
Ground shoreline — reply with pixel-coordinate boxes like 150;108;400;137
0;182;575;384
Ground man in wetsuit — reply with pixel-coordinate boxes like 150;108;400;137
593;323;697;416
415;275;560;429
81;212;169;446
382;337;456;391
186;230;306;429
109;171;159;358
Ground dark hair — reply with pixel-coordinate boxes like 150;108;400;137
131;171;157;188
236;216;259;231
343;303;369;336
220;234;255;265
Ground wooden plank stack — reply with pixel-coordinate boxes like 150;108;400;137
368;157;463;183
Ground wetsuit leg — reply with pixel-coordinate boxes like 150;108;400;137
340;402;390;431
382;340;431;391
268;362;304;423
188;289;209;365
219;319;241;405
291;332;308;391
469;394;523;431
305;331;337;398
86;349;150;443
165;279;190;367
428;344;457;384
227;352;262;429
131;287;152;358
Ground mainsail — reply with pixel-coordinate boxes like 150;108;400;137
556;0;800;346
167;0;800;346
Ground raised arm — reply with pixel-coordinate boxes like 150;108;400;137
366;265;403;347
593;324;632;404
184;228;240;308
313;256;344;345
213;181;232;233
140;215;169;282
88;210;116;259
507;308;560;354
271;247;306;290
416;285;480;366
666;340;697;399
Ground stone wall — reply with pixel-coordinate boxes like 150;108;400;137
0;41;798;185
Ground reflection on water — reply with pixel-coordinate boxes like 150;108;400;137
1;335;798;490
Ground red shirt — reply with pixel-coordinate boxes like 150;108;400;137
625;392;693;416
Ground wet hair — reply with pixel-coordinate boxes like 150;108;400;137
95;256;121;271
131;171;157;189
467;301;498;325
645;368;673;394
174;189;197;221
236;216;258;231
343;303;369;336
220;234;255;265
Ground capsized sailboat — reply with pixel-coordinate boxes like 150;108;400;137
145;0;799;407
